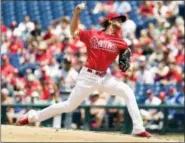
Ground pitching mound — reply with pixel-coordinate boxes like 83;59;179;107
2;125;175;142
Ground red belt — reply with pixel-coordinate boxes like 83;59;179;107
87;68;106;77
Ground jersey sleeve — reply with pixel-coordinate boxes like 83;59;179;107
79;29;91;43
118;40;128;51
113;38;128;51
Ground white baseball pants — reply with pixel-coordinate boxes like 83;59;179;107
27;66;145;134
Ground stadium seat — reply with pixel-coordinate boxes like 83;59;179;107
87;1;96;10
8;54;21;69
1;1;158;34
74;1;82;5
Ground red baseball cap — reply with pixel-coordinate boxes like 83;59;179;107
10;21;17;28
159;91;166;100
100;12;127;26
2;55;9;61
169;86;175;92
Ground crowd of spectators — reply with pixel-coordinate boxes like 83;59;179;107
1;1;184;129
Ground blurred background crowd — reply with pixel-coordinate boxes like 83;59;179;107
1;1;184;130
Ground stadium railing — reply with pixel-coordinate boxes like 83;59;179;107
1;104;184;134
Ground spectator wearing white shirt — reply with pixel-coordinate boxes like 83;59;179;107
18;16;34;34
136;56;155;84
1;35;9;54
113;1;132;14
140;90;163;130
59;57;78;129
54;17;71;40
59;56;78;93
44;57;62;84
167;1;179;17
153;1;179;22
10;21;22;37
147;22;160;40
121;15;136;37
18;16;34;42
145;90;161;105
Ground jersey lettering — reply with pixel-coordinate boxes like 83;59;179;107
90;36;118;53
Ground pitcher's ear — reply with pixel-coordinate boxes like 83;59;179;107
100;20;110;29
108;20;112;24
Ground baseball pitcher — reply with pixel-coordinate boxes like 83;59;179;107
17;3;151;137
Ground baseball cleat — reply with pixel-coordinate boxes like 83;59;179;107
134;131;152;138
16;114;29;126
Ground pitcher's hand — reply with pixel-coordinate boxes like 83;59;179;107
75;2;86;14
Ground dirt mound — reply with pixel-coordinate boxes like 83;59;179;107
2;125;174;142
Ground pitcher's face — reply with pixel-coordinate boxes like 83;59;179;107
110;18;122;29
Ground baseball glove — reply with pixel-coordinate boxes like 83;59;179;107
119;48;131;72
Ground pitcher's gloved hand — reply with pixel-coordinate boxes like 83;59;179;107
119;48;131;72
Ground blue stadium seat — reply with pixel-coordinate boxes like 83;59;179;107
136;1;141;6
8;54;21;69
14;5;27;23
1;1;157;32
52;10;64;19
129;1;137;6
74;1;82;5
26;1;39;20
26;1;39;10
87;1;96;9
37;1;53;28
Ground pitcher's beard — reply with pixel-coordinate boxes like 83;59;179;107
112;23;121;29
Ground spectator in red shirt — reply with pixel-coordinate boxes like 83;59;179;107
1;55;17;81
61;38;76;56
10;68;26;90
166;62;182;84
1;20;8;34
24;73;42;97
36;42;51;65
139;1;154;18
8;36;24;54
43;26;56;45
48;38;61;56
40;75;58;101
40;79;51;100
42;26;60;59
175;44;184;65
1;25;7;33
